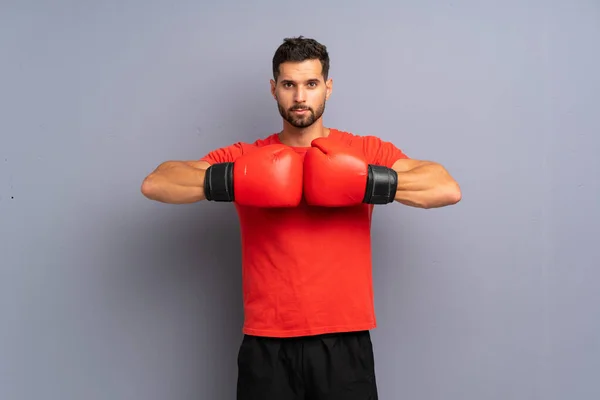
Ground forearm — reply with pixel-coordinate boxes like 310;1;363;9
393;162;461;208
141;161;207;204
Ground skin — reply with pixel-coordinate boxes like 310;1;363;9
270;59;332;147
141;59;461;208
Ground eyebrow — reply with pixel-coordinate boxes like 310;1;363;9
280;78;321;84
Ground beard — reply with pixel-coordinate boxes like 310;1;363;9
277;98;326;128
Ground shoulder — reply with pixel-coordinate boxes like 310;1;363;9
329;128;409;166
251;132;281;147
222;132;281;151
200;132;281;164
234;132;281;153
329;128;389;149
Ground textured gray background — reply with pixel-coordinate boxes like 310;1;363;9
1;1;599;399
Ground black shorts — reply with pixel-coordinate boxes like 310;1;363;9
236;330;378;400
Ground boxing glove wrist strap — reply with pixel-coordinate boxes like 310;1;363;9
204;162;234;202
363;165;398;204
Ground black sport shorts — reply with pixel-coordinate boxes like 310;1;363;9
236;330;378;400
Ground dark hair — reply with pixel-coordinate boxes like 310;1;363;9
272;36;330;82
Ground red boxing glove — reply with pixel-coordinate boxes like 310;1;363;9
204;144;303;207
303;138;398;207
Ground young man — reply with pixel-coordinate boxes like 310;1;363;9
141;36;461;400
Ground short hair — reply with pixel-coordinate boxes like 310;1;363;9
272;36;330;82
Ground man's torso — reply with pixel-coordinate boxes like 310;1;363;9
201;129;407;337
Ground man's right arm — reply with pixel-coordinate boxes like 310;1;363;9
140;160;211;204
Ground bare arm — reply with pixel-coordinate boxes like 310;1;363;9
140;160;211;204
391;159;462;209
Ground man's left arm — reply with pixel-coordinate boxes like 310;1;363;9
302;135;461;208
390;158;462;209
360;135;461;209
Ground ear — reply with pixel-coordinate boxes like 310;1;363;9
325;78;333;100
270;79;277;99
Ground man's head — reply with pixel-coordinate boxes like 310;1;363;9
270;36;332;129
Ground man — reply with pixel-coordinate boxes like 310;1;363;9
141;36;461;400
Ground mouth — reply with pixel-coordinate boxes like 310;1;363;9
291;109;309;114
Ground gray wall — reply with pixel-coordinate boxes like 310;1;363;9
2;1;599;399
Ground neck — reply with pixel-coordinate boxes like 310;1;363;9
278;120;330;147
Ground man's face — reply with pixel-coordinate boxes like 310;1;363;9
271;60;332;128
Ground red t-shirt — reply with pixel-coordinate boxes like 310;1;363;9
200;128;408;337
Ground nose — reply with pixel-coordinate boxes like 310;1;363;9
294;86;307;103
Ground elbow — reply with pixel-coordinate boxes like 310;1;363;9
140;162;173;199
447;181;462;205
440;181;462;207
423;181;462;209
140;174;159;199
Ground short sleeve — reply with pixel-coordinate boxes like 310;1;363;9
199;142;246;165
361;135;409;167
